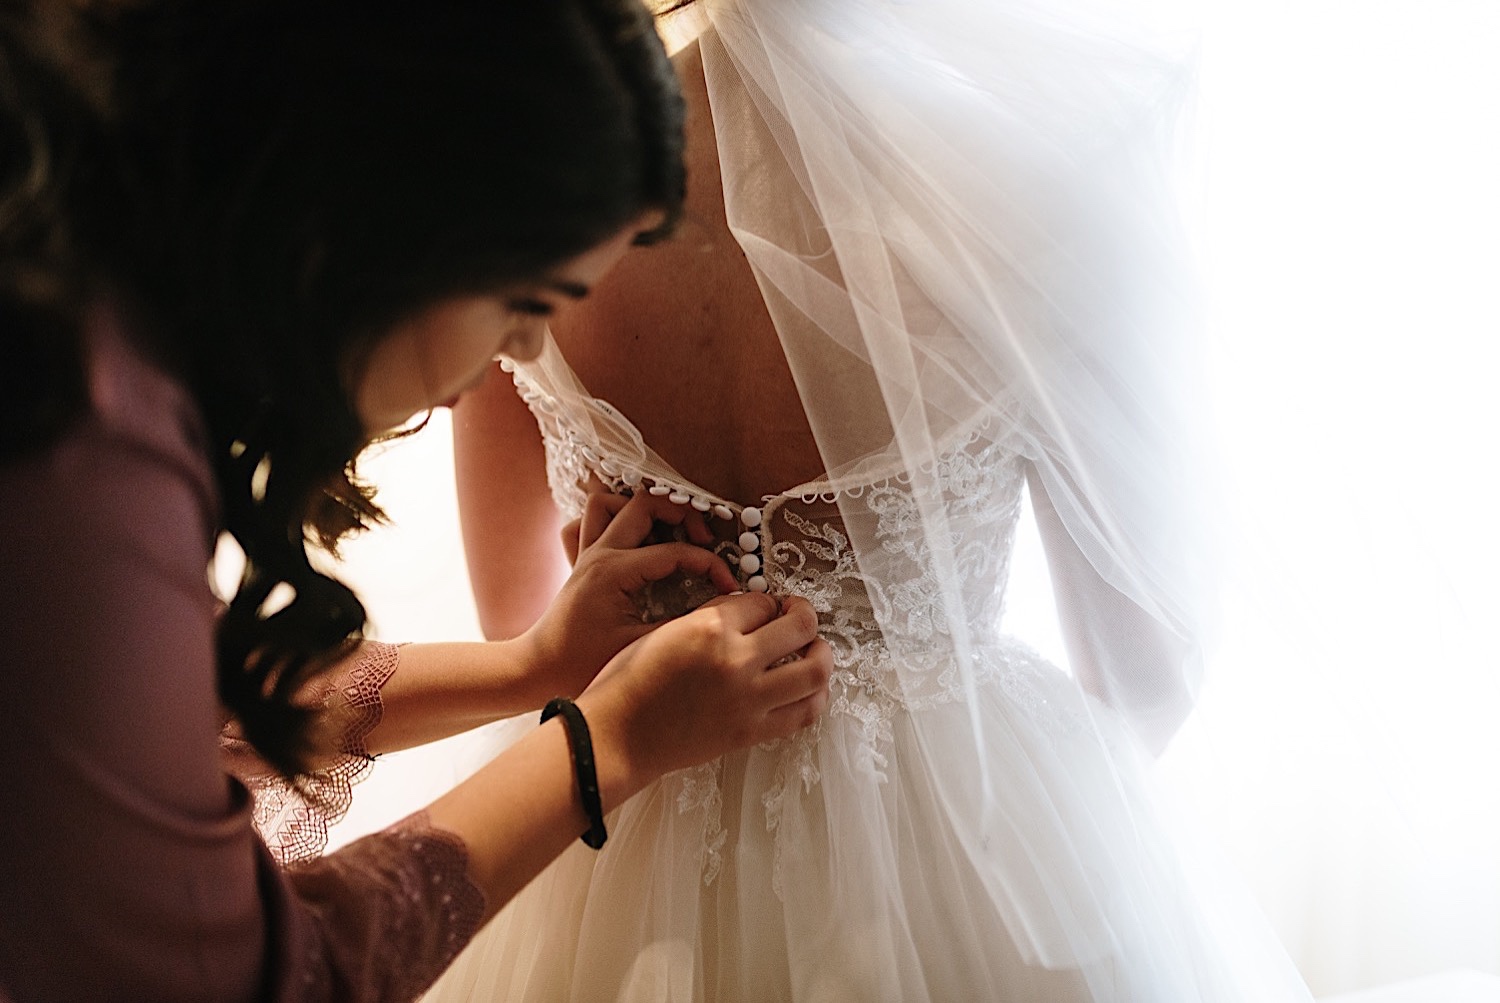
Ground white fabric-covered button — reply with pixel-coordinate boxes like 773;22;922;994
690;497;712;512
648;484;672;497
622;469;643;486
669;490;691;505
738;531;760;552
740;507;762;528
712;504;734;521
739;554;762;575
746;575;768;593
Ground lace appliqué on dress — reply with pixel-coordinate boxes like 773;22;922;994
675;761;728;886
286;809;487;1001
226;641;400;866
758;722;824;900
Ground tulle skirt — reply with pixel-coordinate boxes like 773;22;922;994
422;639;1310;1002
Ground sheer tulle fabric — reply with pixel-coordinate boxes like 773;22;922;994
425;1;1309;998
697;0;1216;752
429;682;1271;1001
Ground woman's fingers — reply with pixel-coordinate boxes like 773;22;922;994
690;590;782;636
740;595;821;663
758;686;831;742
755;638;834;740
577;491;631;552
612;542;739;595
753;638;834;709
593;490;715;550
560;517;583;565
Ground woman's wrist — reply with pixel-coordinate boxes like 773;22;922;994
571;691;643;814
502;629;571;712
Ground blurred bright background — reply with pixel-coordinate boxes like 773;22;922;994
313;2;1500;997
1176;1;1500;993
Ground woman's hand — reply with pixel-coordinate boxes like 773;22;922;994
557;478;716;566
420;578;830;920
575;590;833;810
515;490;736;702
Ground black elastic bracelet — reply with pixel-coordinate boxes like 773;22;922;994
539;697;607;850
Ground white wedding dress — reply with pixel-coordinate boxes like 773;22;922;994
425;2;1313;998
422;338;1309;1001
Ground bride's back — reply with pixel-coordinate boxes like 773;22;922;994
546;42;822;507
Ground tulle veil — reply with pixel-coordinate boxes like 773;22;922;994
647;0;1304;991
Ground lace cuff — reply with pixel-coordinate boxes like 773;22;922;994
223;641;401;865
284;810;487;1001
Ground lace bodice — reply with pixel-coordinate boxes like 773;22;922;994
503;342;1030;723
505;343;1063;893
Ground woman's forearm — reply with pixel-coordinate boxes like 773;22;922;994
422;714;607;919
356;639;554;756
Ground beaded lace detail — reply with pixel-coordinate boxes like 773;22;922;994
224;641;400;866
285;810;486;1000
507;356;1066;889
224;648;488;998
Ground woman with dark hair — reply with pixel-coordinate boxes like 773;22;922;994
0;2;830;1000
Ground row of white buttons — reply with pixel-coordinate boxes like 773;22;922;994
737;506;767;592
656;484;766;592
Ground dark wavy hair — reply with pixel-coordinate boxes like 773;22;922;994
0;4;109;457
3;0;685;781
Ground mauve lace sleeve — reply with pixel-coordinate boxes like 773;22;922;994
222;641;403;865
270;812;486;1001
